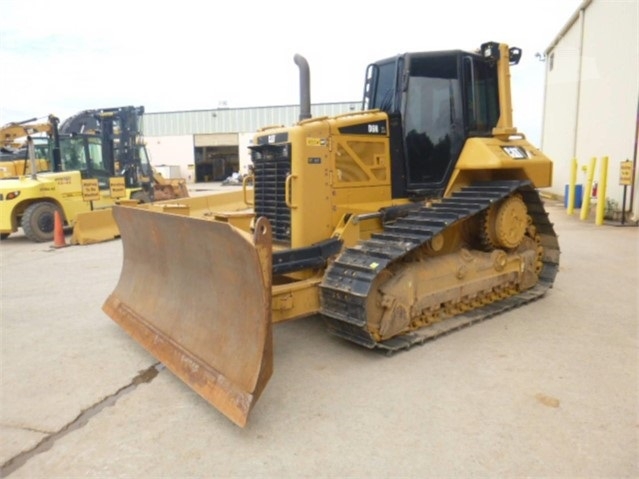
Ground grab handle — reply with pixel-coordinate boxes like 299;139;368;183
285;174;297;209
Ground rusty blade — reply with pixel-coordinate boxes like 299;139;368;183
103;206;273;427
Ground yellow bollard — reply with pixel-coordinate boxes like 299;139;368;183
567;158;578;215
595;156;609;226
580;157;597;221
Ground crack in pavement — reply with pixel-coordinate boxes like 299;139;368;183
0;424;54;436
0;363;164;477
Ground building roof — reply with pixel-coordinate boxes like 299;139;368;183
141;101;360;136
545;0;594;54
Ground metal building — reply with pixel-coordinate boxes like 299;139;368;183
541;0;638;220
141;102;359;183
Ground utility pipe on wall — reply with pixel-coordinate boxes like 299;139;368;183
571;8;586;162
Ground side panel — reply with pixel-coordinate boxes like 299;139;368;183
286;111;394;248
446;137;554;195
289;122;334;247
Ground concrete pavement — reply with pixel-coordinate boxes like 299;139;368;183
1;196;637;478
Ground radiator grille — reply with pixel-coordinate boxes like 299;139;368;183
252;145;291;242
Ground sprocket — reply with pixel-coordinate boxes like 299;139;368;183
480;194;529;250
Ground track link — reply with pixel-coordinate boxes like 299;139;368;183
319;180;560;353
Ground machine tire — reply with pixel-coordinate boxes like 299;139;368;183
22;201;60;243
0;233;9;240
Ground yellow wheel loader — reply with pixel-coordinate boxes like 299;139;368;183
103;42;560;427
0;106;189;243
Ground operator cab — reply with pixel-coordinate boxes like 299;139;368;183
363;42;515;198
57;135;112;187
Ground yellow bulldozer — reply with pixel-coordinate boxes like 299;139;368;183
103;42;560;427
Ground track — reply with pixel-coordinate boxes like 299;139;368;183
319;180;560;353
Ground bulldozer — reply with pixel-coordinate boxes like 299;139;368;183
103;42;560;427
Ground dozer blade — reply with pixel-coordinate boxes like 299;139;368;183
71;208;120;245
103;206;273;427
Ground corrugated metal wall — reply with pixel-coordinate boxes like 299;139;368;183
542;0;638;214
141;102;360;136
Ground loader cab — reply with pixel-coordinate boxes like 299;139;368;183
56;134;152;191
58;105;151;190
363;46;501;197
57;135;114;188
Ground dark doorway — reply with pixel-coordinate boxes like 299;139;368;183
194;146;239;182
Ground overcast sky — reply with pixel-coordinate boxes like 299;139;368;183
1;0;582;145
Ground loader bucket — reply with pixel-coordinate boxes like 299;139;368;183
103;206;273;427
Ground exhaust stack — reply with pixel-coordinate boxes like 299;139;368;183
294;54;311;121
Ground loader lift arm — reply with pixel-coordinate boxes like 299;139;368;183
0;115;62;175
